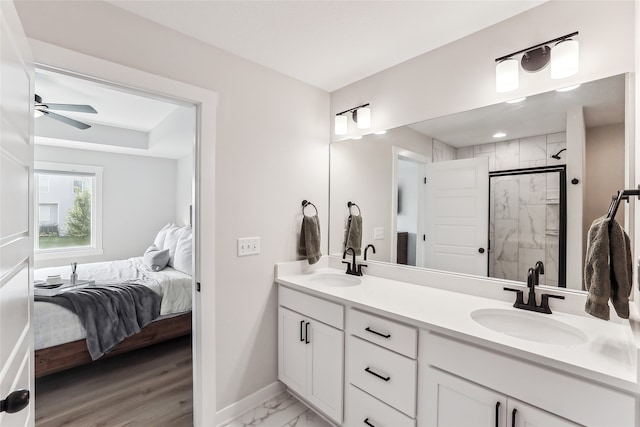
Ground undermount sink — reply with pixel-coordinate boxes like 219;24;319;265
471;308;588;345
308;273;361;287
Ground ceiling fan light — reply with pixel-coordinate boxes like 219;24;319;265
496;58;519;93
355;107;371;129
551;39;579;79
335;114;348;135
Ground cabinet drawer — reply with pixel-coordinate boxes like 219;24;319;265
347;335;417;417
347;308;417;358
346;385;415;427
279;285;343;330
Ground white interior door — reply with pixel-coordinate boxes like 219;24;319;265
424;157;489;275
0;1;35;426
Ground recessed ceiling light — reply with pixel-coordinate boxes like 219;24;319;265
556;84;581;92
506;97;526;104
374;130;387;135
352;136;363;140
493;132;507;138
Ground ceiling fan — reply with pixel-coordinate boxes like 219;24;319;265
34;94;98;130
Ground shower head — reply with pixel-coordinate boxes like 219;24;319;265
550;148;566;160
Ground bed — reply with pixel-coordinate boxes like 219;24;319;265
34;223;193;378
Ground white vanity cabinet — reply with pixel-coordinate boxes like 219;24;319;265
422;367;579;427
418;331;637;427
345;308;418;427
278;286;344;423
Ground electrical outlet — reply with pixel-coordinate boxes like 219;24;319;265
238;237;261;256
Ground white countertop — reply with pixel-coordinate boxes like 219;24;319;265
276;263;640;394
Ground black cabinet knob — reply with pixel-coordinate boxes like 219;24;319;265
0;389;29;414
478;248;485;254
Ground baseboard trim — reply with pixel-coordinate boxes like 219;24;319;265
216;381;285;426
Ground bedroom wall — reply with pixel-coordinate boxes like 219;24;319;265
176;154;193;227
34;146;178;269
14;1;329;418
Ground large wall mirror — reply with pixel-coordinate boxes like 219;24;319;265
329;73;628;291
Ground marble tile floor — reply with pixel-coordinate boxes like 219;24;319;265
221;391;335;427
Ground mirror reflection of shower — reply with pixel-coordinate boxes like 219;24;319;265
489;166;566;286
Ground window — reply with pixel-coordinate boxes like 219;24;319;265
34;162;103;259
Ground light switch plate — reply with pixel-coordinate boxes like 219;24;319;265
238;237;260;256
374;227;384;240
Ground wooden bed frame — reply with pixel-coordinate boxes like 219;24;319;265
35;312;192;378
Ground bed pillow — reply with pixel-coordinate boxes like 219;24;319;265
172;226;192;275
143;244;170;272
162;224;184;261
153;222;176;249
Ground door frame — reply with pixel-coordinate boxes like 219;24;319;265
26;39;218;426
390;146;430;264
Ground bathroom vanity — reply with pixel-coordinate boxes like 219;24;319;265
275;257;640;427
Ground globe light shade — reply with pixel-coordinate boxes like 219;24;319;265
496;58;519;93
356;107;371;129
551;39;579;79
335;114;348;135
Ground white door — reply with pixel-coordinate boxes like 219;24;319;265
0;1;34;426
424;157;489;275
278;307;307;397
307;320;343;423
508;399;580;427
420;367;506;427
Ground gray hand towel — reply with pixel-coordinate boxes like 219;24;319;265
344;214;362;256
584;216;611;320
584;217;633;320
298;215;321;265
609;219;632;319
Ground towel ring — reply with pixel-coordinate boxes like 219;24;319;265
347;201;361;216
302;200;318;216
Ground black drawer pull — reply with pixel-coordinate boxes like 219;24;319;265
364;367;390;382
511;408;517;427
495;402;500;427
300;320;305;342
364;418;375;427
305;322;310;344
365;327;391;339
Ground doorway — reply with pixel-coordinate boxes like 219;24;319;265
32;65;199;424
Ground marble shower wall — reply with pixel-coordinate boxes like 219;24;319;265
453;132;566;285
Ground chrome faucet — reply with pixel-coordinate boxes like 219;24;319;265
504;261;564;314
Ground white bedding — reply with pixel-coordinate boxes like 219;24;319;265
34;257;192;350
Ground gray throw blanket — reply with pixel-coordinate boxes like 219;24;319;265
35;283;161;360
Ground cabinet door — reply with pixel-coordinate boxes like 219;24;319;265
307;319;344;423
420;367;506;427
278;307;307;397
507;400;580;427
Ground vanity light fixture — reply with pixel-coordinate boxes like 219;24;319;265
495;31;579;93
334;103;371;134
555;84;581;92
493;132;507;138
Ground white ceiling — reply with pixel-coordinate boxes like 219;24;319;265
408;74;625;147
106;0;547;92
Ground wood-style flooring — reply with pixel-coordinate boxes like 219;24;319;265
35;335;193;427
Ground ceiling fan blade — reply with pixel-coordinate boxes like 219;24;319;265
42;103;97;114
42;111;92;130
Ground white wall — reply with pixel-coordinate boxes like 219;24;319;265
34;145;177;268
176;154;193;227
14;1;330;415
